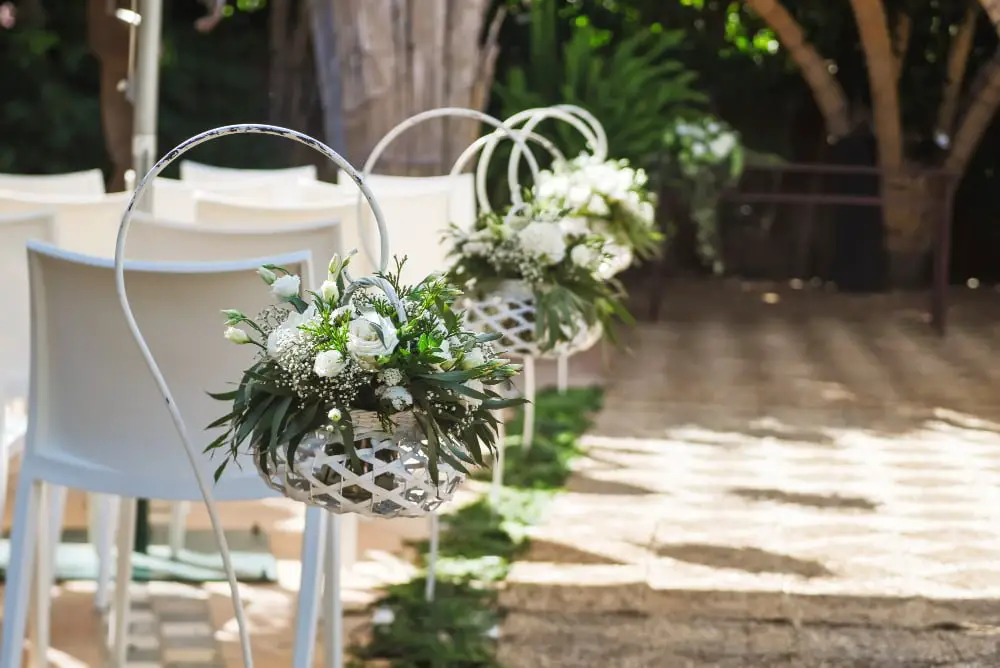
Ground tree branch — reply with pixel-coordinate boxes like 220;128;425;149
935;3;980;139
744;0;851;140
848;0;904;169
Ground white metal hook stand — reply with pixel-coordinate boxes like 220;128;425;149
356;107;544;269
114;123;395;668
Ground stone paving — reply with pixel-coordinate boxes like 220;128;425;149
500;284;1000;667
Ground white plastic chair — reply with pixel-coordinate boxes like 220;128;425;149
195;189;451;285
0;192;130;257
0;243;332;668
0;169;105;196
179;161;317;183
114;214;346;563
150;177;307;223
194;194;371;276
335;171;476;230
0;213;56;525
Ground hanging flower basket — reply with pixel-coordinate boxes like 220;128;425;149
208;253;524;519
445;205;629;360
532;153;662;275
462;279;602;359
255;410;465;518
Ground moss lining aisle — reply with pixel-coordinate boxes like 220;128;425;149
349;387;603;668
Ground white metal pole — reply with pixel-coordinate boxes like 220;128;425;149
324;514;344;668
489;411;507;506
557;355;569;394
133;0;162;210
522;356;536;449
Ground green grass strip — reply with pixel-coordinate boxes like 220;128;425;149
349;387;603;668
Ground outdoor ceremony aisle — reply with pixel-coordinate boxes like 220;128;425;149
499;288;1000;668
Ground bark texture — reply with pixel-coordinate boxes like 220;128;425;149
328;0;503;174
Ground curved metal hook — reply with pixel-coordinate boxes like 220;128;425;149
356;107;542;266
114;123;393;668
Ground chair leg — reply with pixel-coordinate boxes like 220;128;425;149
0;409;9;537
94;494;121;611
291;507;327;668
324;514;343;668
167;501;190;559
109;498;137;667
0;477;42;668
522;355;536;449
45;485;68;588
30;483;53;668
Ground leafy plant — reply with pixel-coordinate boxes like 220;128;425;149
493;0;706;172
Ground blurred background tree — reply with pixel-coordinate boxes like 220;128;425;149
5;0;1000;284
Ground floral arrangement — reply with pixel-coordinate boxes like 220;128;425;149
532;153;662;267
445;203;630;352
663;115;745;274
206;252;524;484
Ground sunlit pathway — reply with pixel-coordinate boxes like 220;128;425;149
500;294;1000;667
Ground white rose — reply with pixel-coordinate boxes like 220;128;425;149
709;133;736;159
271;274;301;299
517;222;566;265
320;280;339;303
638;201;655;225
314;349;346;378
586;194;609;216
327;407;342;422
347;311;399;367
224;326;251;344
257;267;277;284
461;379;485;408
461;347;487;369
559;216;591;237
566;183;593;209
377;385;413;411
535;174;571;200
571;244;600;270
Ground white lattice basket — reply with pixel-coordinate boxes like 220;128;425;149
463;279;603;360
255;410;466;518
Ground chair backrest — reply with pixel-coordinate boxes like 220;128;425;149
335;172;476;229
128;213;340;287
0;169;106;196
0;192;130;257
150;177;305;222
196;186;452;284
193;194;371;275
0;213;56;397
179;161;317;184
24;242;312;501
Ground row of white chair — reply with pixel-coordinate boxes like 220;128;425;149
0;216;352;668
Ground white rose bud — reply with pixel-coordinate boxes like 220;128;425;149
224;326;251;344
314;350;347;378
271;274;301;299
320;279;340;303
327;408;342;423
221;309;245;325
257;266;277;285
461;348;487;369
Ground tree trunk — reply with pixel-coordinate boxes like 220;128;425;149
329;0;503;174
88;0;133;192
744;0;851;141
